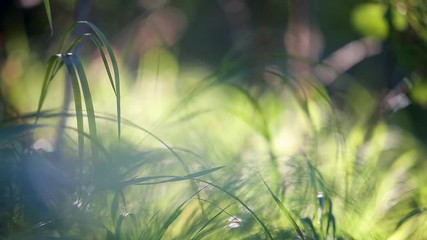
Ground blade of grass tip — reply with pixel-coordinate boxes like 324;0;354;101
260;176;305;239
43;0;53;35
36;55;62;122
80;21;121;140
64;33;90;54
155;188;204;240
115;212;139;240
57;22;80;53
62;54;85;161
70;53;98;159
197;179;274;240
90;35;116;94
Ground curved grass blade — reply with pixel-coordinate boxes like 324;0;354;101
37;54;62;118
301;218;319;240
260;176;305;239
225;83;271;141
114;212;139;240
120;166;224;187
57;21;121;139
197;179;274;240
396;208;427;230
190;201;232;240
79;21;121;139
155;189;204;240
89;34;116;94
36;36;91;117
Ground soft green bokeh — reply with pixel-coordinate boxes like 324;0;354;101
352;2;407;39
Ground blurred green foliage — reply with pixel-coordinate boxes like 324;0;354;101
1;0;427;239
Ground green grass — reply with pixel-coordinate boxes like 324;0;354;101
1;10;427;240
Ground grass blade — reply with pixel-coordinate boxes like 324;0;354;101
43;0;53;35
55;21;121;139
121;166;224;187
114;212;139;240
396;208;427;230
190;201;232;240
90;35;116;94
197;179;274;240
260;176;305;239
79;21;121;140
62;54;85;161
37;55;62;118
155;189;204;240
70;53;98;159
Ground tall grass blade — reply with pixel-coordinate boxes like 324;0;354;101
260;176;305;239
62;54;85;161
79;21;121;140
70;53;98;159
57;21;121;139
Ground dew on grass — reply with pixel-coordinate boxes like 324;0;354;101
226;216;242;229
